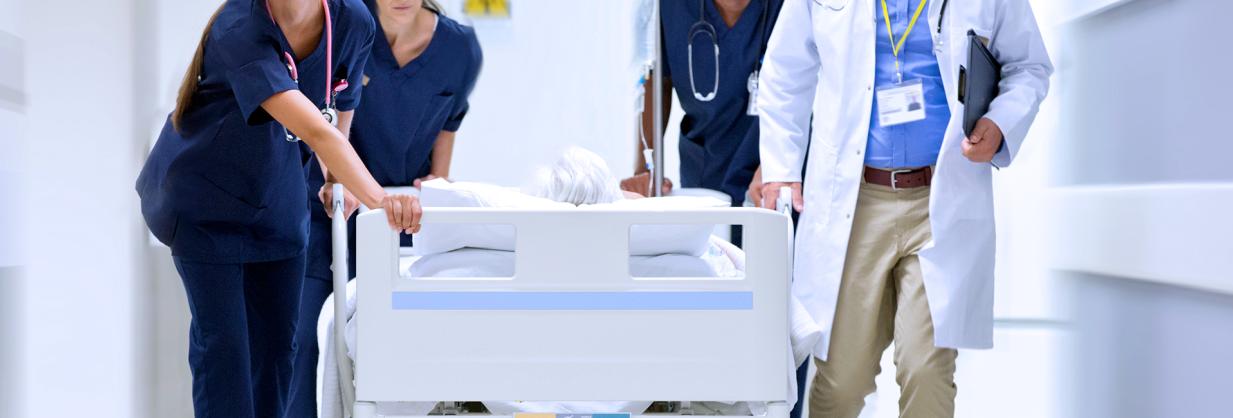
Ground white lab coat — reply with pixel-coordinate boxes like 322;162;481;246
757;0;1052;358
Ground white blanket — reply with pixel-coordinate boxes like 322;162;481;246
318;239;821;417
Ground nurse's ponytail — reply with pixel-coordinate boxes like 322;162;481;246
171;4;225;132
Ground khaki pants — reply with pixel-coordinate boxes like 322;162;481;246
809;180;957;418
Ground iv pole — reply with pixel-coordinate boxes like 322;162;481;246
651;0;666;197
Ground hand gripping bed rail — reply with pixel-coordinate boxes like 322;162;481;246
331;183;357;418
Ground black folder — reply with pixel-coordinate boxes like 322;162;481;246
958;30;1001;137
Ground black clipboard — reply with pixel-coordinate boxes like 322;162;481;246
958;30;1001;137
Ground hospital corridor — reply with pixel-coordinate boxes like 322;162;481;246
1;1;1230;417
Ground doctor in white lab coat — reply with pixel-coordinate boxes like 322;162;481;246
757;0;1052;416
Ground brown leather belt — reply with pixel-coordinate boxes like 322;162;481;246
863;166;933;190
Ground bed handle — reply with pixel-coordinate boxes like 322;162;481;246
331;183;356;417
776;185;793;216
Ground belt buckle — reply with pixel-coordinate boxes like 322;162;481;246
890;169;913;191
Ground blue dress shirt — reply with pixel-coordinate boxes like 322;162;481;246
866;0;950;169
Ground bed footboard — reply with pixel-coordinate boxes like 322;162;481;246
354;207;794;406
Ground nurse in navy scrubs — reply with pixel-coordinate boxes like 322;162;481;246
622;0;783;227
622;0;782;240
135;1;422;416
286;0;482;415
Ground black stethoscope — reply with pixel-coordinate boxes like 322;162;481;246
266;0;349;142
687;0;771;104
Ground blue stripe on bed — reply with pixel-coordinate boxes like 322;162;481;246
391;291;753;311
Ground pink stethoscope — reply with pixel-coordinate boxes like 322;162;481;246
266;0;350;142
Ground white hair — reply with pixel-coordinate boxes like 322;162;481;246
531;147;624;206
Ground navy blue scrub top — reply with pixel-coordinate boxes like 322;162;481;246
306;4;481;191
661;0;781;205
136;0;375;263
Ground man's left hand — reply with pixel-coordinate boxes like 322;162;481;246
962;117;1004;163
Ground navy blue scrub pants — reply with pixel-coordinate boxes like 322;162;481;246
791;362;808;418
174;255;305;418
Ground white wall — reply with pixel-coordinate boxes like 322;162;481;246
0;1;26;416
0;0;25;266
1049;0;1233;416
16;0;149;417
437;0;640;186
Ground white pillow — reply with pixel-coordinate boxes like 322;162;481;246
589;196;728;257
411;179;725;257
410;179;570;256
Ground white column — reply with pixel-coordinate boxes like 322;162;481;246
18;0;147;416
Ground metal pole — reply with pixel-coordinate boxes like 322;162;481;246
651;0;666;197
331;184;356;417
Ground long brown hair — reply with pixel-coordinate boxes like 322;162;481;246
423;0;443;14
171;4;225;132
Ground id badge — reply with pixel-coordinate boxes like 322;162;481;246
746;70;760;116
876;79;926;126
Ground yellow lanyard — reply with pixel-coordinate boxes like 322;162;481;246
880;0;929;83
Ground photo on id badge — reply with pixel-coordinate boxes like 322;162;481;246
877;79;926;126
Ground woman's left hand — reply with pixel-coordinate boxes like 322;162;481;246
319;182;361;220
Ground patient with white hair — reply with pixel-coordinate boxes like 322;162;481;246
529;146;647;205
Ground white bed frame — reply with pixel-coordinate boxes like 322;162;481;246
334;196;794;418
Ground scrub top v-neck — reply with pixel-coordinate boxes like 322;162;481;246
660;0;782;206
136;0;375;264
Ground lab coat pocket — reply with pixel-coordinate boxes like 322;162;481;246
810;0;851;36
812;0;848;12
947;25;992;97
967;27;994;47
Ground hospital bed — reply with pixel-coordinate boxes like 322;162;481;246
325;185;799;418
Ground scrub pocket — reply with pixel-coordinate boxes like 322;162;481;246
191;174;269;226
391;92;453;146
397;92;455;157
187;113;284;224
421;92;456;130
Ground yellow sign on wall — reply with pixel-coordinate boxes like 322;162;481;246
464;0;511;19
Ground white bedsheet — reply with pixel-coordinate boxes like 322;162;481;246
318;238;820;418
